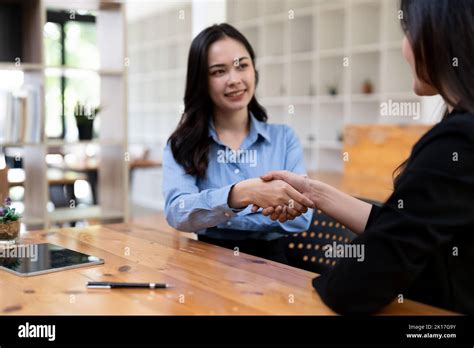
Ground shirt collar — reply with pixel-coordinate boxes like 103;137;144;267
208;112;271;147
250;112;271;143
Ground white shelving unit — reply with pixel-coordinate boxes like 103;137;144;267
127;2;193;211
0;0;128;228
227;0;424;172
127;3;192;146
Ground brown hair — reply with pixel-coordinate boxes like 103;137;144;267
393;0;474;186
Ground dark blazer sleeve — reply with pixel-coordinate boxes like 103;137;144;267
365;204;382;231
313;124;474;314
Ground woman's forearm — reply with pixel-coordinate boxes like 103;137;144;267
228;180;254;209
308;179;373;235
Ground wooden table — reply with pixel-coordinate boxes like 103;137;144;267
0;221;454;315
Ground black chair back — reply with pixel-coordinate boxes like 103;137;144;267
285;198;382;274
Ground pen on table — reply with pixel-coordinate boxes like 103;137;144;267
87;281;173;289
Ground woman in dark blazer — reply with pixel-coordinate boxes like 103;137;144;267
254;0;474;314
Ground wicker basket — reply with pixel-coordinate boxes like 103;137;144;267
0;220;20;243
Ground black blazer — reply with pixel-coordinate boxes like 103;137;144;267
313;109;474;314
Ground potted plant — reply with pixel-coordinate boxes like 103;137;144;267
362;79;374;94
327;84;338;96
74;102;100;140
0;197;22;245
337;129;344;142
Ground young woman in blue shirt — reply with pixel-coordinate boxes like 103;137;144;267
163;23;314;263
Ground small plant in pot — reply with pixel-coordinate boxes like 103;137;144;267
74;102;100;140
362;79;374;94
327;84;338;96
0;197;22;245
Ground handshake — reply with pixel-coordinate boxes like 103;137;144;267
228;170;318;223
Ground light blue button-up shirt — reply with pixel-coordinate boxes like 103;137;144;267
162;113;312;240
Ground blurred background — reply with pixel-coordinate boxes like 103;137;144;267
0;0;444;231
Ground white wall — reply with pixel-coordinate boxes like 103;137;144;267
126;0;228;212
127;0;191;21
192;0;226;36
127;0;194;211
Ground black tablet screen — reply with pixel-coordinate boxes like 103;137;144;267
0;243;103;276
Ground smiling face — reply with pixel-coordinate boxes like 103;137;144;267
402;35;438;96
207;36;256;114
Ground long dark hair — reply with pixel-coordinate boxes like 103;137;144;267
168;23;267;178
393;0;474;185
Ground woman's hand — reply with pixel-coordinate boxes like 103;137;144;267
228;178;314;213
251;171;318;221
250;170;373;235
262;170;313;198
256;199;310;222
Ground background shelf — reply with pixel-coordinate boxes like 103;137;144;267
384;47;414;93
318;55;345;96
121;0;430;211
289;59;314;96
225;0;427;173
385;0;405;42
288;103;314;145
350;101;382;124
0;0;128;229
262;0;286;16
350;51;380;94
317;7;345;51
289;14;314;53
317;104;345;142
260;62;286;97
349;0;382;47
263;20;286;57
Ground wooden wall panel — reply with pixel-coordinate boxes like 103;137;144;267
341;125;433;202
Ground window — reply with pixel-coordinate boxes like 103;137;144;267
44;10;99;140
